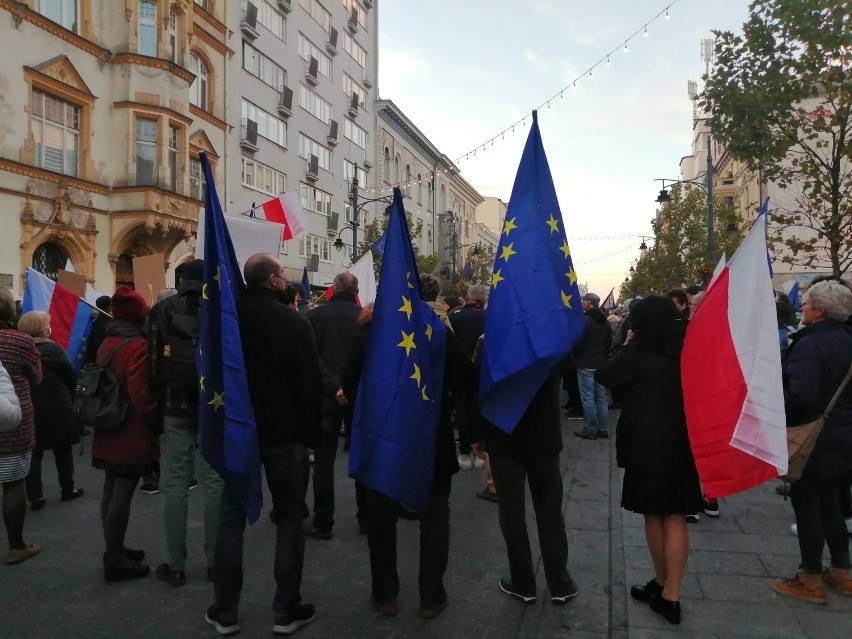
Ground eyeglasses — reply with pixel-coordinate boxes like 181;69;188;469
272;273;286;283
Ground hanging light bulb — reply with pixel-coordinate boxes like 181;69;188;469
606;56;611;66
623;42;629;53
644;25;648;37
665;7;670;19
572;81;577;89
560;91;564;99
589;69;593;78
547;101;551;108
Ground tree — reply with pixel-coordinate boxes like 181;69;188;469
356;215;437;281
619;186;744;299
701;0;852;277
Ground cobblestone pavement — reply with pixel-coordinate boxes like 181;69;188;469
2;414;850;638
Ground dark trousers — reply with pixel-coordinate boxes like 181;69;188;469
305;406;343;532
840;473;852;519
791;469;851;574
214;445;307;621
490;454;574;597
25;446;75;500
453;390;477;455
100;472;140;556
367;478;451;607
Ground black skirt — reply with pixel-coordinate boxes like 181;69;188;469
621;466;704;515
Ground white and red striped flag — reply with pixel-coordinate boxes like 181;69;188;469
255;192;309;240
681;212;787;498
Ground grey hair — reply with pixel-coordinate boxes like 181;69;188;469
156;288;178;304
466;284;488;305
804;280;852;323
0;287;14;321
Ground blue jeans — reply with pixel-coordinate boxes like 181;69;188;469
577;368;609;433
212;445;308;621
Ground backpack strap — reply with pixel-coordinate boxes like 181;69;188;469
97;337;142;367
824;362;852;418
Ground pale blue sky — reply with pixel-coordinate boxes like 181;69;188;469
378;0;751;296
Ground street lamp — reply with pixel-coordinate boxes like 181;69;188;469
654;135;715;264
333;168;390;262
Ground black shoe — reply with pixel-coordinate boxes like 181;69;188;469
103;553;150;582
61;488;85;502
564;408;584;418
123;547;145;562
30;498;46;511
574;430;597;440
597;431;609;439
476;488;499;503
551;578;579;604
630;578;663;603
303;525;332;540
649;592;681;624
273;603;316;635
418;598;449;620
398;505;420;520
499;578;536;604
139;483;159;495
205;605;239;636
370;596;399;617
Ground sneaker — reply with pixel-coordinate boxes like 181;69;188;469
205;606;240;636
573;430;597;440
499;578;536;604
686;514;700;524
790;523;798;536
564;408;584;418
188;479;199;490
476;488;498;503
551;578;579;605
60;488;85;502
770;575;827;604
703;496;719;518
140;483;159;495
473;455;485;470
823;570;852;596
457;454;473;470
273;603;316;635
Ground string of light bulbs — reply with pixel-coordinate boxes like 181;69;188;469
454;1;677;164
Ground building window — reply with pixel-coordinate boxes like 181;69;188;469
405;165;411;198
242;156;286;197
32;241;70;280
168;12;178;62
258;0;286;40
138;0;157;56
342;31;366;68
189;157;206;200
343;159;365;185
299;0;330;31
242;99;287;147
383;147;390;184
298;134;330;171
168;125;179;190
417;174;422;203
343;118;366;149
299;234;331;262
35;0;78;33
343;74;366;108
189;53;209;110
136;117;158;185
394;155;400;184
193;0;208;10
298;33;331;79
299;84;332;124
299;183;332;216
243;42;287;91
32;90;79;177
342;0;366;30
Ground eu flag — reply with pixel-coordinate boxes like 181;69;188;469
301;266;312;302
479;111;585;432
349;188;447;511
197;153;263;523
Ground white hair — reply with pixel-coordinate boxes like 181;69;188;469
804;280;852;323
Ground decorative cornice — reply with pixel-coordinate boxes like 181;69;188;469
191;23;233;59
1;0;112;62
111;185;199;207
0;158;109;195
113;101;193;127
24;67;96;104
193;4;226;36
189;104;229;132
0;186;105;215
112;52;196;84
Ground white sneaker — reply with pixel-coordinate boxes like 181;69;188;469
473;456;485;470
457;454;473;470
790;523;798;536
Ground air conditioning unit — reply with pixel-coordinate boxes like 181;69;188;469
277;85;293;117
327;211;339;233
306;154;319;181
347;7;358;33
240;2;259;39
276;0;292;13
240;118;259;152
305;57;319;86
308;254;319;272
326;27;338;55
363;76;373;89
327;119;339;146
363;0;373;7
348;92;359;117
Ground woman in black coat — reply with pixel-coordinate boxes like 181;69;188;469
596;296;702;625
18;311;84;510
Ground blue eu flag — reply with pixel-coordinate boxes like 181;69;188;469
349;188;447;511
301;266;312;302
197;153;264;523
479;111;585;432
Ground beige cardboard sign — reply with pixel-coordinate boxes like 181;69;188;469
132;254;167;307
57;269;86;297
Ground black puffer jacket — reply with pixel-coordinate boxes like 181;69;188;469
32;340;80;451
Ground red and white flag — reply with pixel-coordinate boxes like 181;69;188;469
681;214;787;498
256;192;309;240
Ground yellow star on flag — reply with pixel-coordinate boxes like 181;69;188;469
566;268;577;285
499;243;517;262
397;331;416;356
421;385;429;401
546;215;559;233
561;291;573;308
410;362;422;386
208;391;224;411
202;283;209;300
502;217;517;236
398;296;412;320
491;269;505;288
199;376;205;392
425;323;433;341
559;241;571;258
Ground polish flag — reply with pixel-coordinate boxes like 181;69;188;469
256;192;309;240
22;267;96;369
681;212;788;498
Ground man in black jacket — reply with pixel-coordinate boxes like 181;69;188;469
304;272;360;539
207;254;322;636
573;293;612;439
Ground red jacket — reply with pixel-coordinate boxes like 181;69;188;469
91;332;159;467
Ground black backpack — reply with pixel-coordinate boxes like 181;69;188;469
156;293;201;392
74;338;140;431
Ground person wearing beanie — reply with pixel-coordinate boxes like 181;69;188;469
91;286;159;582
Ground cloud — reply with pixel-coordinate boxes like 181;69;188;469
378;47;429;96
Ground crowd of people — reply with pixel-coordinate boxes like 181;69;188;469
0;261;851;633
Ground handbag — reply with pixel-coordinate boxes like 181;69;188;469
780;362;852;482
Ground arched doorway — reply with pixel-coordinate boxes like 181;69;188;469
116;253;135;289
32;241;70;280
